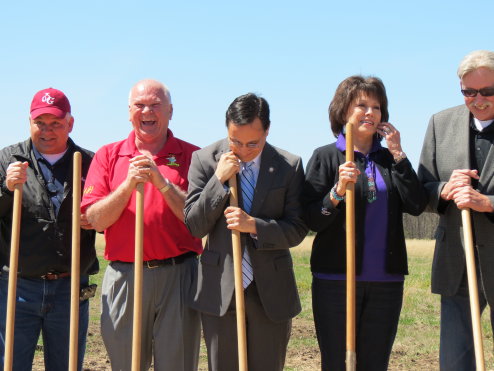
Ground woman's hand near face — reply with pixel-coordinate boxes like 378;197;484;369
377;122;403;158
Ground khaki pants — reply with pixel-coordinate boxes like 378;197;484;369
101;257;200;371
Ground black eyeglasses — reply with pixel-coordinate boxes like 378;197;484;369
461;87;494;97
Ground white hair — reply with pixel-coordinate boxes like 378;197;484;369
457;50;494;79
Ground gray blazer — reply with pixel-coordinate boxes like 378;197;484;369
418;104;494;304
184;139;308;322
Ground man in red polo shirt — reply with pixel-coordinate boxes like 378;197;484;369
81;79;202;371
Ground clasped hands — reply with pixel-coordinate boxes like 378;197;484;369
126;155;168;190
441;169;493;212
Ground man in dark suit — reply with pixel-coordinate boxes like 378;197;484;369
418;50;494;370
184;93;308;371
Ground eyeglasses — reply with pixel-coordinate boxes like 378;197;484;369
461;87;494;97
228;138;261;149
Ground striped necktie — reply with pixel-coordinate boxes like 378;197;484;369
240;161;255;288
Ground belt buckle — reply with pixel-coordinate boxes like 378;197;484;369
145;260;160;269
41;273;58;280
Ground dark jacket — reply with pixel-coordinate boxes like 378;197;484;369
303;142;427;275
0;138;98;277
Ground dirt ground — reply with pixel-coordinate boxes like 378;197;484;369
33;319;321;370
31;315;440;370
30;237;443;370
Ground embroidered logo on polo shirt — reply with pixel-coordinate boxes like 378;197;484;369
166;155;180;167
83;185;94;195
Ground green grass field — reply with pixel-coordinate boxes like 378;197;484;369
33;236;493;370
290;238;494;370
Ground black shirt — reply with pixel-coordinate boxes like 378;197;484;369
469;118;494;190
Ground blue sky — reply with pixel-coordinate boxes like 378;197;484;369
0;1;492;167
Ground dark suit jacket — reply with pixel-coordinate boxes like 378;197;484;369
184;139;308;322
418;105;494;304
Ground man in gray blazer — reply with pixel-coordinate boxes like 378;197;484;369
418;50;494;370
185;93;308;371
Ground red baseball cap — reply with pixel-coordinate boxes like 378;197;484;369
30;88;71;119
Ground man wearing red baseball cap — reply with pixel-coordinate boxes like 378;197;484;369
0;88;98;370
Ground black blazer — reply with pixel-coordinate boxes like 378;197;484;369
303;142;427;275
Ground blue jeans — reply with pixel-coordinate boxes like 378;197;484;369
312;278;404;371
440;276;493;371
0;273;89;371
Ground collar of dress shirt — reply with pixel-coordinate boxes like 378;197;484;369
473;117;494;132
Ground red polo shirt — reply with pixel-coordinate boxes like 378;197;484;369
81;130;202;262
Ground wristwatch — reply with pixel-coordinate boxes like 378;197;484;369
393;152;407;163
159;178;171;194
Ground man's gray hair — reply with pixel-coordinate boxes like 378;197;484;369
161;83;172;103
457;50;494;79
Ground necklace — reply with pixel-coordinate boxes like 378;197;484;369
365;157;377;203
367;173;377;203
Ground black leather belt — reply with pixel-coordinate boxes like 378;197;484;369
1;267;70;280
41;272;70;280
115;251;197;269
144;252;196;268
